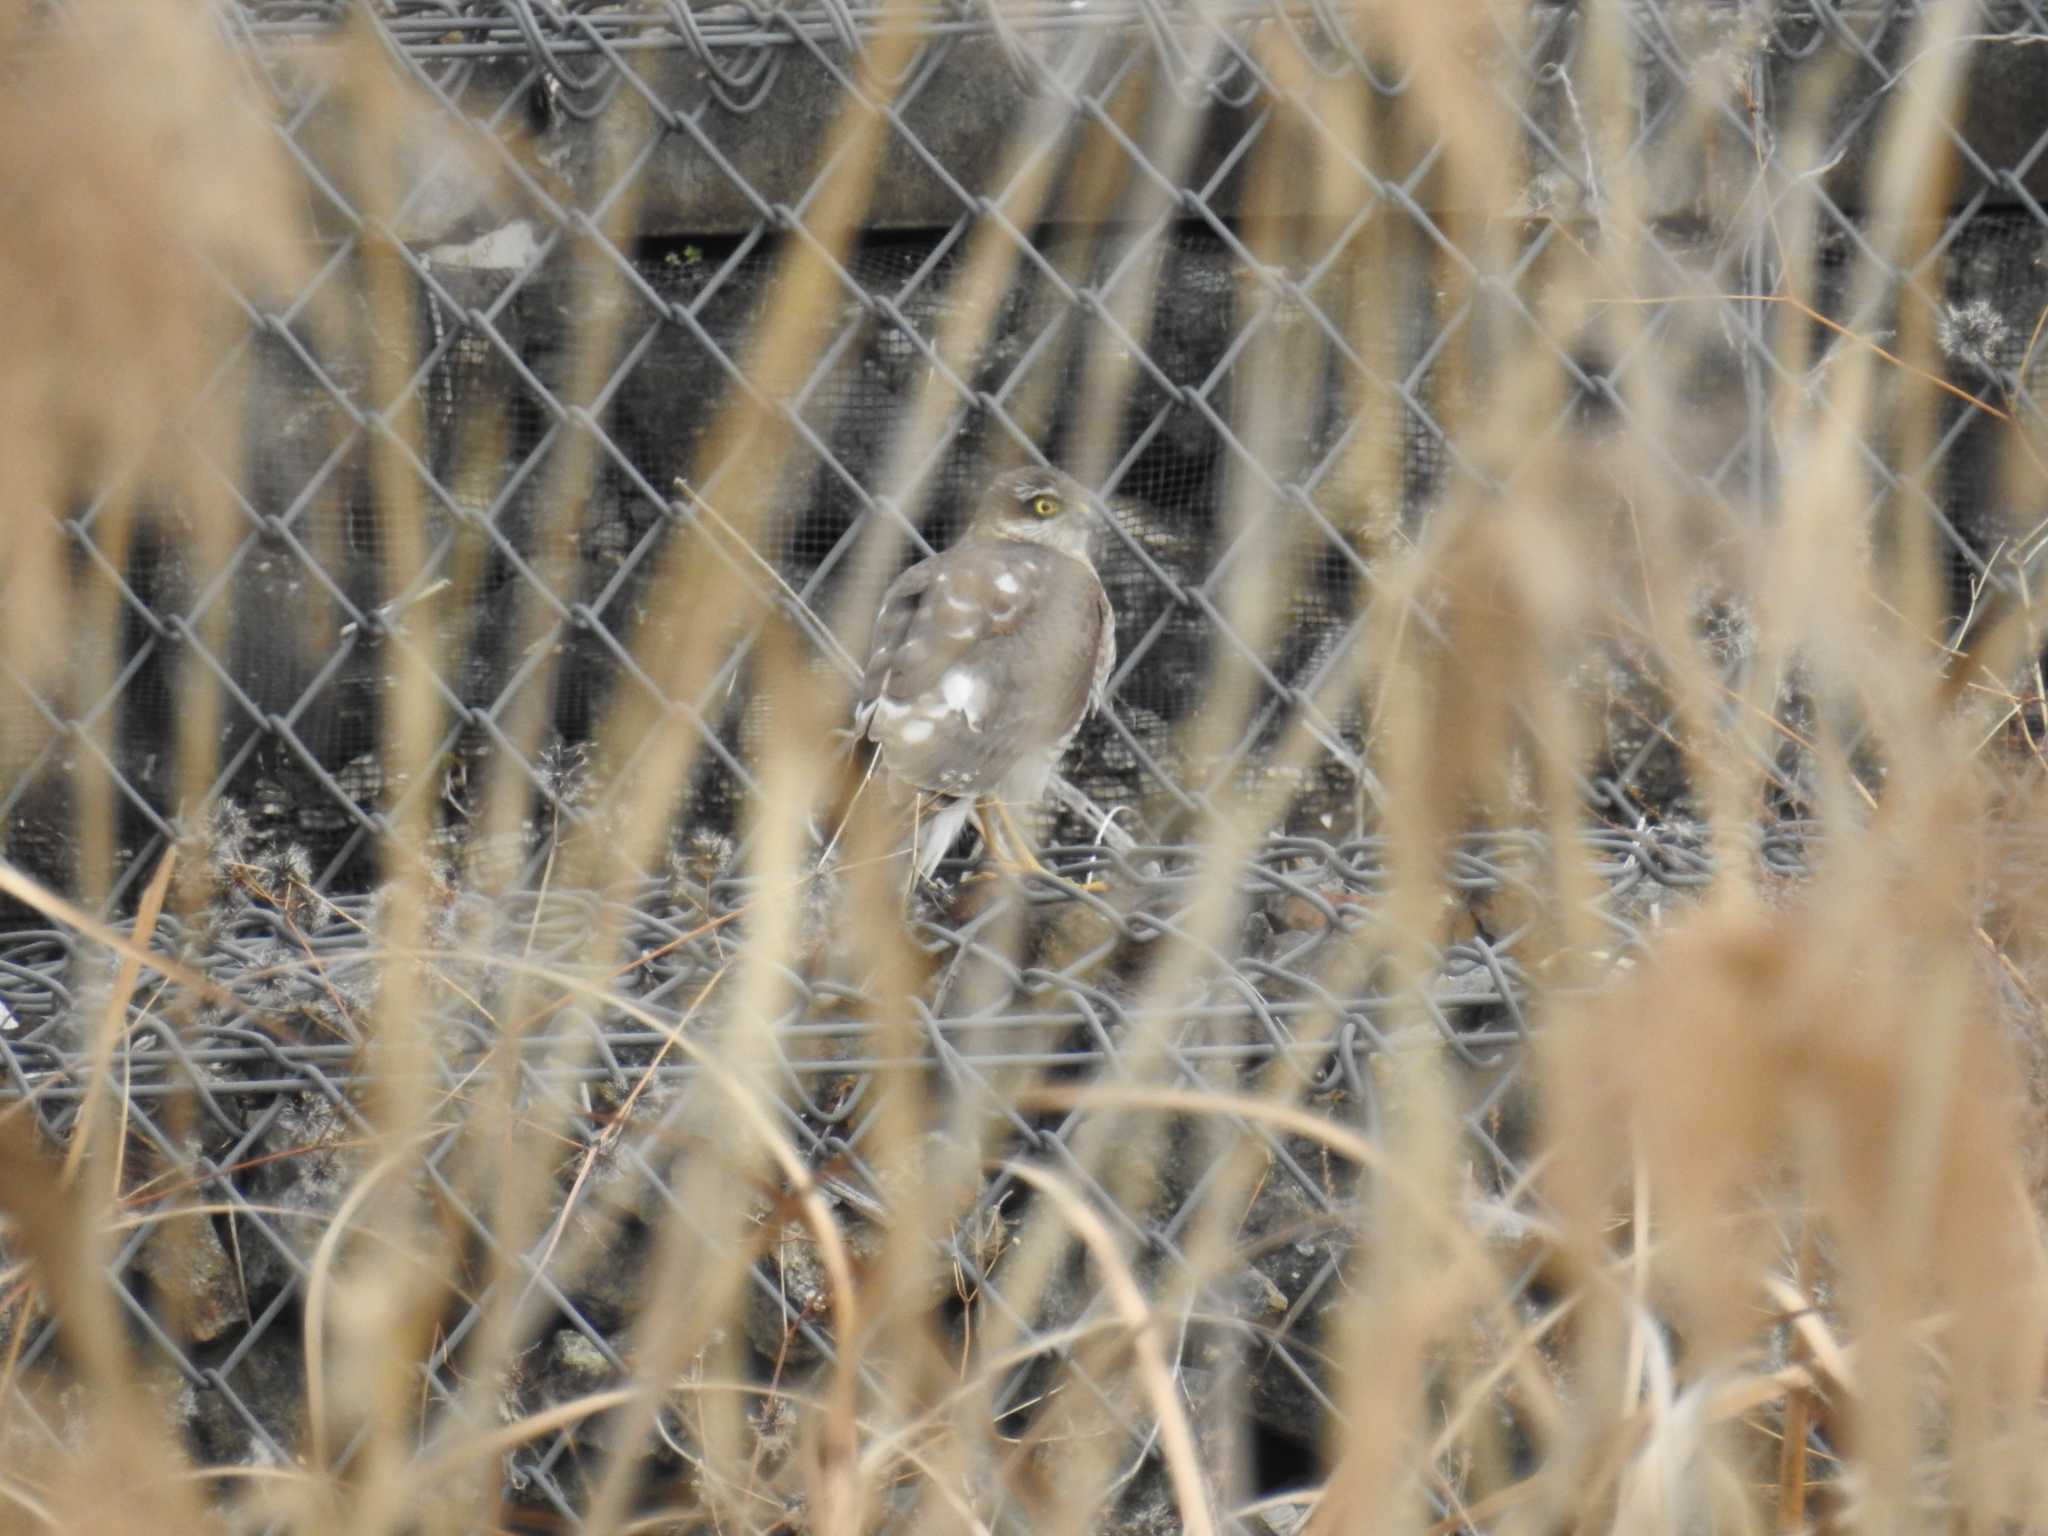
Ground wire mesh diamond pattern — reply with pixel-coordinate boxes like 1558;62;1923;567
3;0;2047;1529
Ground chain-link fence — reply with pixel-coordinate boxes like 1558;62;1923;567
0;825;1755;1516
17;0;2048;910
3;1;2047;1530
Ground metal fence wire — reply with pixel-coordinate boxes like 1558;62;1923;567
3;0;2048;1529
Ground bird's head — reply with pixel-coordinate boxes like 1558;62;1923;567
970;467;1101;560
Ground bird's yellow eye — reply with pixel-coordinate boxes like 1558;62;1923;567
1031;495;1060;518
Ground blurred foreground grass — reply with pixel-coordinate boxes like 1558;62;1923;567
5;2;2048;1534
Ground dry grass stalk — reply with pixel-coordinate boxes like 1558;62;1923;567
3;1;2048;1534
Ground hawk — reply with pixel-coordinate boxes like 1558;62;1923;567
854;467;1116;879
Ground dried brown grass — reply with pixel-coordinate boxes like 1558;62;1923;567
3;1;2048;1534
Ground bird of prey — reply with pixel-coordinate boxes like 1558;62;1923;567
854;467;1115;880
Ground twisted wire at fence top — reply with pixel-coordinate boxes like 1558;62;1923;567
222;0;2048;95
225;0;1993;107
231;0;1300;101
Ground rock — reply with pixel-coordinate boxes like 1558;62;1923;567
136;1210;246;1345
176;1322;307;1469
544;1327;617;1397
743;1225;837;1367
1233;1162;1353;1441
237;1094;365;1297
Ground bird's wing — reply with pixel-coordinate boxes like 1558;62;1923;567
1088;577;1116;716
855;559;939;739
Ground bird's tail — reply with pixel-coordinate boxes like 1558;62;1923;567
910;794;975;882
817;750;976;885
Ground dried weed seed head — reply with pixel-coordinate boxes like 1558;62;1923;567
0;5;301;505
